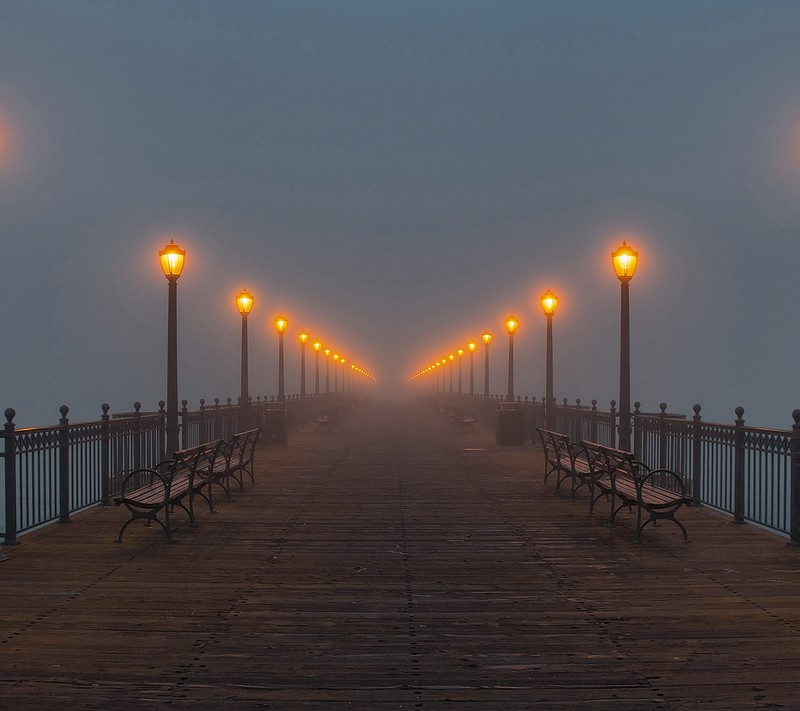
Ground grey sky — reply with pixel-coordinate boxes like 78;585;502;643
2;1;800;427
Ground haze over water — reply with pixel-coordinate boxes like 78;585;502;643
2;2;800;429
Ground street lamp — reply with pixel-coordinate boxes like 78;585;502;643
340;358;347;392
159;239;185;456
505;316;519;402
540;289;558;429
312;341;322;396
298;330;309;397
333;353;340;393
612;240;638;451
275;315;288;402
481;331;493;398
448;353;455;393
324;347;332;395
235;289;254;423
467;342;476;396
456;348;465;395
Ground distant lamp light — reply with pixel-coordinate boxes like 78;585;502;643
481;331;493;346
467;342;477;352
159;239;185;279
298;330;309;345
612;240;638;282
235;289;254;316
456;348;465;358
275;315;288;334
312;341;322;352
505;316;519;335
540;289;558;317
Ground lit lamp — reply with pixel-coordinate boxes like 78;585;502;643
456;348;465;395
612;240;638;450
441;358;447;392
159;239;185;456
235;289;254;424
275;315;288;402
540;289;558;429
481;330;493;398
340;358;347;392
324;347;332;395
298;330;309;398
467;342;477;396
312;341;322;397
505;316;519;402
333;353;340;393
448;353;455;393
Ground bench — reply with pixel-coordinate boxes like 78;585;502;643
225;427;262;490
537;428;598;499
582;440;692;544
440;405;477;433
114;442;211;543
114;428;262;542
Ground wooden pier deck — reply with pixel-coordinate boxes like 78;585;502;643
2;400;800;709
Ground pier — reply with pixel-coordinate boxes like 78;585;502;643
3;400;800;709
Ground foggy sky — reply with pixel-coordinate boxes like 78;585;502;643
2;1;800;428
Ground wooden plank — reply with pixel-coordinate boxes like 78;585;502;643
2;401;800;708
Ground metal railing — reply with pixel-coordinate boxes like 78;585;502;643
1;393;349;544
434;392;800;543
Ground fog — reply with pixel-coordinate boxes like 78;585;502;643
2;1;800;428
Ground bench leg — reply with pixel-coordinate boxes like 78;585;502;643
635;512;691;544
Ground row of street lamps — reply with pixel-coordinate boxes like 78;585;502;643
410;240;638;447
159;240;374;455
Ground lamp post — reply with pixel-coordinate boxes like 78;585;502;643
467;342;476;396
324;348;331;395
159;239;185;456
340;358;347;391
333;353;340;393
275;315;288;402
312;342;322;396
540;289;558;429
235;289;254;424
298;330;309;397
448;353;455;393
456;348;465;395
505;316;519;402
481;331;492;398
441;358;447;392
612;240;638;451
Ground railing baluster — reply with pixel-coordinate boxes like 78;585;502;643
58;405;70;524
2;409;19;546
733;407;746;525
789;410;800;545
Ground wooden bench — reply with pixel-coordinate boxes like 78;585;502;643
114;428;261;542
225;427;262;490
582;440;692;543
537;428;598;499
114;442;210;543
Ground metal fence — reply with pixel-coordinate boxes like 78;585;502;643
434;393;800;542
1;394;351;544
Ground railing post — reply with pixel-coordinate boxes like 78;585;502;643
658;402;668;470
181;399;189;449
692;404;703;506
199;398;207;443
788;410;800;546
733;406;746;525
134;402;143;469
2;408;19;545
58;405;70;524
633;401;642;459
101;403;111;506
214;398;221;440
158;400;166;460
590;400;598;442
609;401;617;448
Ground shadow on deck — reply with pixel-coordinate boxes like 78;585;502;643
2;399;800;709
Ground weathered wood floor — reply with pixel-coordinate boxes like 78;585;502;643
2;400;800;709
